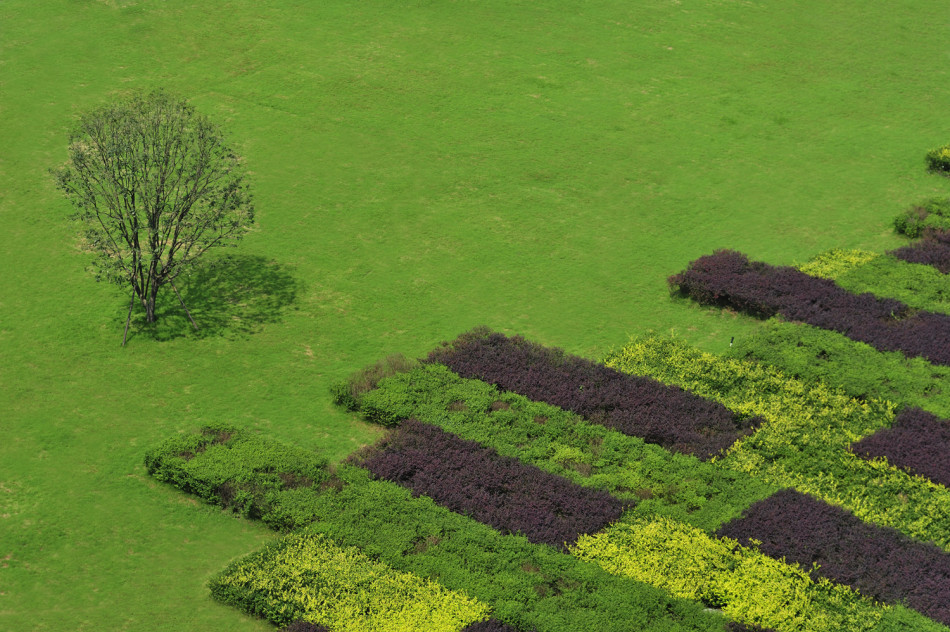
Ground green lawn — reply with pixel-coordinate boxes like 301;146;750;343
2;1;949;630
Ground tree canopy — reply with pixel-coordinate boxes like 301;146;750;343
53;88;254;341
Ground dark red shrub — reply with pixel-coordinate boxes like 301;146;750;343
717;488;950;625
670;250;950;366
427;329;760;460
852;407;950;488
356;419;625;551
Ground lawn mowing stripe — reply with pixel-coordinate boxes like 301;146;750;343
354;418;624;550
427;327;760;460
717;488;950;626
604;337;950;551
670;249;950;366
851;407;950;489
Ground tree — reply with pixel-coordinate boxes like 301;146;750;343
52;89;254;343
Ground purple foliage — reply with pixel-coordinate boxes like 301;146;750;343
891;235;950;274
357;419;625;550
852;407;950;488
427;329;760;460
462;619;532;632
717;488;950;625
670;250;950;366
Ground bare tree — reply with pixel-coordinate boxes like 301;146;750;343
52;89;254;343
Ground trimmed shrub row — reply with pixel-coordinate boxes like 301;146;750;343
426;327;760;460
892;235;950;275
355;419;625;550
357;362;775;531
893;197;950;239
718;489;950;626
797;249;879;280
296;466;731;632
727;319;950;418
143;423;332;530
604;337;950;550
927;144;950;177
852;407;950;488
147;428;732;632
800;249;950;315
211;530;489;631
572;515;938;632
669;249;950;366
461;620;526;632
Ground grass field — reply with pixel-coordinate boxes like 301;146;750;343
2;1;950;630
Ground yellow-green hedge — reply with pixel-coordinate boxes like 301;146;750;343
798;249;880;281
570;515;918;632
210;531;489;631
604;337;950;550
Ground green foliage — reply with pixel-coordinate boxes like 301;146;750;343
358;363;775;531
210;531;490;631
926;144;950;176
797;249;879;280
801;250;950;315
144;424;332;530
727;319;950;417
280;466;730;632
893;198;950;238
330;354;418;420
604;337;950;550
571;516;940;632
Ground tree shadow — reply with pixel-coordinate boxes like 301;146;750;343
126;254;301;342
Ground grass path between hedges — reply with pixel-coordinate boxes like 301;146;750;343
3;0;950;629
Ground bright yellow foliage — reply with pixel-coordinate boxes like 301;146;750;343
213;531;490;631
572;516;888;632
797;249;879;280
605;338;950;550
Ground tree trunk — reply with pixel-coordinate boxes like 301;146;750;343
144;282;160;323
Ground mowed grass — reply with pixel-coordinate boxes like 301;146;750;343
2;1;950;630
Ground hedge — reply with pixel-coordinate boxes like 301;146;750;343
355;419;625;550
426;327;759;459
571;515;940;632
726;319;950;418
210;531;490;631
604;337;950;550
718;489;950;625
144;423;332;530
669;249;950;366
851;407;950;489
356;362;775;531
800;249;950;316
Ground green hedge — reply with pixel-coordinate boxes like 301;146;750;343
727;319;950;417
571;516;941;632
604;338;950;550
210;531;489;631
278;466;730;632
893;197;950;238
358;363;775;531
799;249;950;315
144;423;333;530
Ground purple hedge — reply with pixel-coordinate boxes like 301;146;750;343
427;328;760;460
891;232;950;274
851;407;950;488
717;488;950;625
669;249;950;366
356;419;625;550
